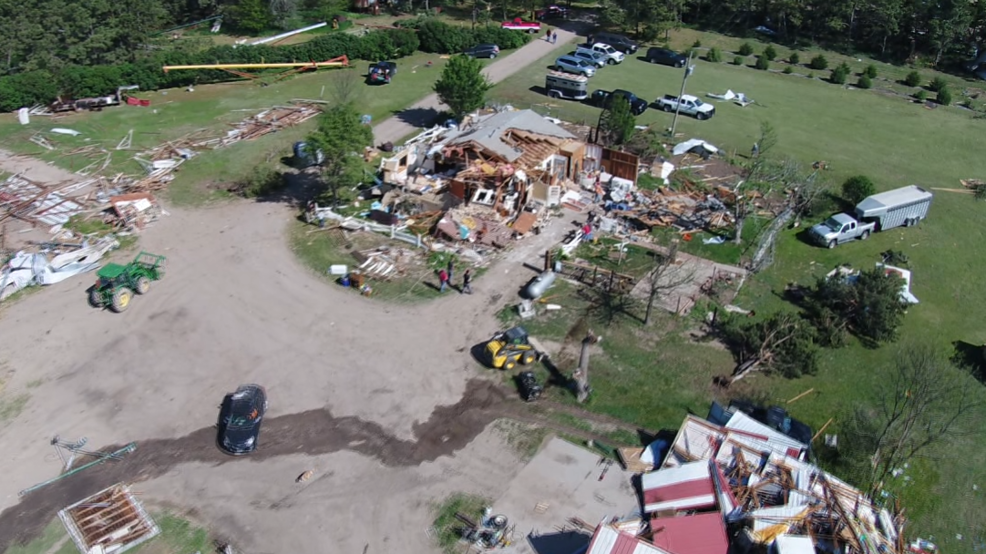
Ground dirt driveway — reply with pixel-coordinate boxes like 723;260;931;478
0;188;604;553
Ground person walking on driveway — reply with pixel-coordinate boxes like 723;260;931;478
438;268;449;293
545;28;552;41
462;269;473;294
551;31;557;44
446;259;455;286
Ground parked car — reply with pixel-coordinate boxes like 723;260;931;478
589;89;649;115
464;43;501;59
809;185;932;248
218;384;268;455
534;5;567;20
554;55;596;77
501;17;541;33
645;47;688;67
572;49;607;68
654;94;716;119
591;32;638;53
577;43;624;65
545;71;589;100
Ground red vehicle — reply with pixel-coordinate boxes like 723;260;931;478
501;17;541;33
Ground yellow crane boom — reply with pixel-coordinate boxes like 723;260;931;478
162;55;349;72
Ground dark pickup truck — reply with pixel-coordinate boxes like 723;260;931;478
589;89;648;115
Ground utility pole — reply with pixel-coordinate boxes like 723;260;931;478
669;51;695;140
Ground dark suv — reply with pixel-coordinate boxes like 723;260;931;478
218;384;268;455
589;89;649;115
645;47;688;67
464;44;501;59
592;32;638;54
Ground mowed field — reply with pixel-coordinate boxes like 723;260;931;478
492;31;986;549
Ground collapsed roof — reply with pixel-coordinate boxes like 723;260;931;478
444;109;576;163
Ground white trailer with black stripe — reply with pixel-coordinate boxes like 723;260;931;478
855;185;933;231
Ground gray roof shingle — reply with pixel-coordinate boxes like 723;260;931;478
446;109;575;163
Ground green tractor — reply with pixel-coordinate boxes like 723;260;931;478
89;252;167;313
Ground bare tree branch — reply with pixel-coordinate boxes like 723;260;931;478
644;239;697;325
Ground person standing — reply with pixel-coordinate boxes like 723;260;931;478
438;268;449;293
446;259;455;286
545;28;552;41
552;31;557;44
462;269;473;294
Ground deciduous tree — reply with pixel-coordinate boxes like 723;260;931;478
597;96;636;146
804;267;907;346
433;54;492;119
306;103;373;206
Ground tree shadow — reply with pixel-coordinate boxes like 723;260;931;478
951;340;986;384
253;167;323;209
392;106;444;129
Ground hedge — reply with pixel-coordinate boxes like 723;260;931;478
413;19;532;54
0;28;421;112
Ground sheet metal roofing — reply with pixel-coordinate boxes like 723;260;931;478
446;109;575;162
651;513;728;554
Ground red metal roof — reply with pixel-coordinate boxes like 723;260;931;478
651;513;728;554
642;480;715;508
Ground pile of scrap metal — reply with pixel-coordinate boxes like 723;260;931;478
350;246;421;280
0;235;119;300
590;413;905;554
629;186;737;232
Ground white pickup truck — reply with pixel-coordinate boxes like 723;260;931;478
655;94;716;120
577;43;624;65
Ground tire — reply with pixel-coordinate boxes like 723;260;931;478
135;276;151;295
696;112;708;120
523;353;537;364
548;90;561;99
827;240;837;249
490;53;497;59
649;58;656;64
89;289;102;308
663;104;673;112
860;230;871;240
678;61;686;68
111;288;132;313
607;58;616;65
505;361;516;370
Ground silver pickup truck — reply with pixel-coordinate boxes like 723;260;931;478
809;213;875;248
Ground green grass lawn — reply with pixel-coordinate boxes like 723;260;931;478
493;29;986;550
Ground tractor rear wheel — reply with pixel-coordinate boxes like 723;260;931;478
111;288;132;313
89;289;102;308
135;276;151;295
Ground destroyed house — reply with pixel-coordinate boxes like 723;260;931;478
440;109;585;212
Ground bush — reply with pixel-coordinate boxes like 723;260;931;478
864;64;878;78
809;54;828;70
692;39;702;48
842;175;876;205
733;56;744;66
788;52;800;65
937;86;952;106
417;18;530;53
706;47;722;63
904;70;921;87
763;45;777;61
914;89;927;102
830;66;848;84
738;42;754;56
929;76;948;92
755;55;770;70
856;74;872;89
783;66;793;74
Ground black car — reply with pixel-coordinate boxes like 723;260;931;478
534;5;567;20
464;44;501;59
645;47;688;68
589;89;649;115
592;32;638;54
218;384;268;455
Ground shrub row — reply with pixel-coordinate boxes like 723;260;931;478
409;19;532;54
0;29;420;112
